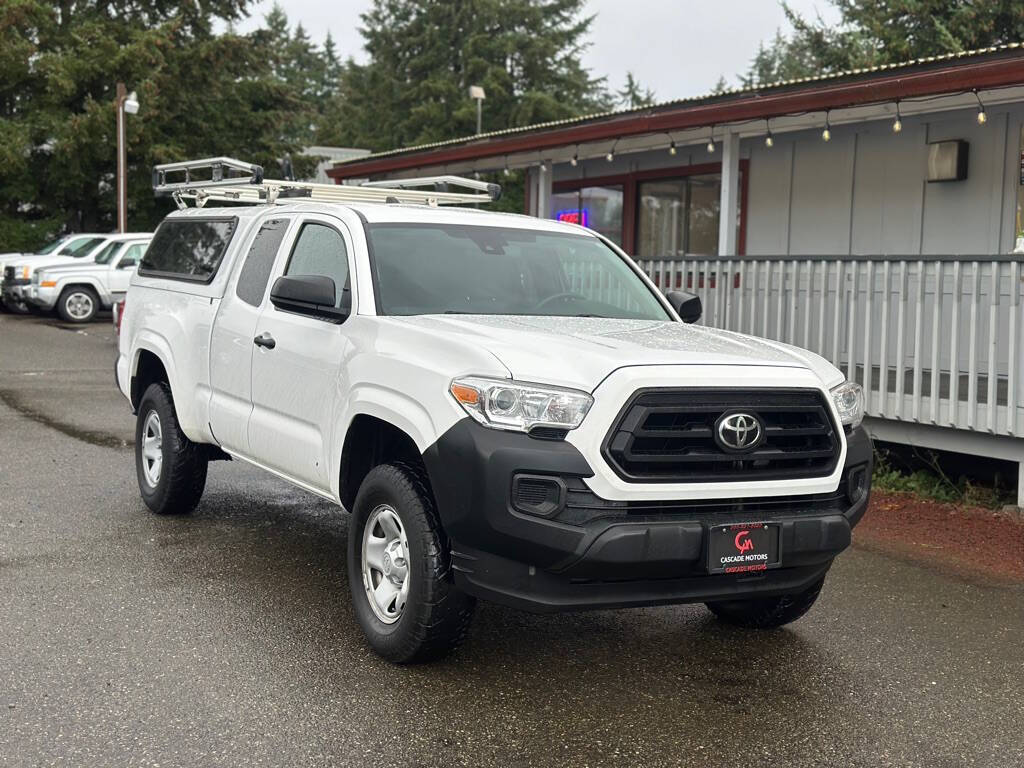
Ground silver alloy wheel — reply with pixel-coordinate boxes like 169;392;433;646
65;291;94;321
141;411;163;488
361;504;410;624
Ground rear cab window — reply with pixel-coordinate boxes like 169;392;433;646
139;217;237;283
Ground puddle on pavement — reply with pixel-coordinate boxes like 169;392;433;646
0;388;129;449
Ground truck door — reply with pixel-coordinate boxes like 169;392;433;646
247;215;354;489
208;217;292;453
110;242;145;294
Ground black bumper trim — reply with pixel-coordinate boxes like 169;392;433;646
423;419;872;612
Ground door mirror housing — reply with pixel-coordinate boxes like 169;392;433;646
270;275;349;323
116;260;136;270
665;291;702;323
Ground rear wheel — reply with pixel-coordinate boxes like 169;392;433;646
135;382;208;515
57;286;99;323
705;577;825;629
348;463;475;663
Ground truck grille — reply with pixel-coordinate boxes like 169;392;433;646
602;388;840;483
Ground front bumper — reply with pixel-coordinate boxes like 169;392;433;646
423;421;872;613
25;285;57;310
2;280;28;304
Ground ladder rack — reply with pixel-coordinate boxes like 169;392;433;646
152;157;501;209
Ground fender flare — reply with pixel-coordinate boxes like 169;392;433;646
129;332;203;442
54;276;111;306
329;384;457;500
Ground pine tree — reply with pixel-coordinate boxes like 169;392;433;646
737;1;1024;87
325;0;611;151
617;72;655;109
0;0;316;247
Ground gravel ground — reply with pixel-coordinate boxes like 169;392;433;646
2;312;1023;767
857;492;1024;583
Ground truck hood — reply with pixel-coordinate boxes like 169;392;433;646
6;254;88;275
35;261;107;278
392;315;844;391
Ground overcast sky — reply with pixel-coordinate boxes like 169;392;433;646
236;0;842;100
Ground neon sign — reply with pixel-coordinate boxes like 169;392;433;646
555;208;589;227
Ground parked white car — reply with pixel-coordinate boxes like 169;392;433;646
1;235;102;312
2;232;147;313
27;236;151;323
118;159;871;664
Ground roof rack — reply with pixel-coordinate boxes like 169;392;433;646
152;156;501;209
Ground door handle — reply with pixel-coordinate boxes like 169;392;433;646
253;332;276;349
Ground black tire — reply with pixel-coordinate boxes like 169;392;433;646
705;577;825;629
135;382;208;515
348;462;476;663
56;286;99;323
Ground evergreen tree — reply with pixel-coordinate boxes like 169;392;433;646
0;0;318;248
617;72;655;109
324;0;611;151
737;1;1024;88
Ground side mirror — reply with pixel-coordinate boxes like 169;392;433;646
270;275;349;323
665;290;702;323
117;260;136;270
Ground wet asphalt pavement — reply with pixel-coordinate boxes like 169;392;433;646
1;312;1022;767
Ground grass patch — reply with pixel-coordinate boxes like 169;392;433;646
872;448;1016;509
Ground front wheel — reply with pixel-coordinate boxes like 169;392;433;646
348;463;475;663
135;382;208;515
57;286;99;323
705;577;825;629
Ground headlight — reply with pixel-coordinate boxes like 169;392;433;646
831;381;864;428
449;376;593;433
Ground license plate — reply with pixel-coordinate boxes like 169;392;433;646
708;522;781;574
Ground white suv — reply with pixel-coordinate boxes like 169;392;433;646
117;162;871;663
27;235;151;322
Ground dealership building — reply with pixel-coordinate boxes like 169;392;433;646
329;45;1024;504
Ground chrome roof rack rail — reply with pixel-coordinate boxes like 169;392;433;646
152;157;500;209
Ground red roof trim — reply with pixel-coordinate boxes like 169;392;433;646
328;55;1024;180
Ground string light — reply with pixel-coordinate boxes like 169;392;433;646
821;110;831;142
539;154;548;172
974;89;987;124
668;135;677;156
502;155;510;177
606;138;618;162
706;126;715;153
570;145;579;166
892;101;902;133
764;118;774;148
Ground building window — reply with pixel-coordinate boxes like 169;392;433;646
551;162;746;256
636;173;734;258
551;185;624;246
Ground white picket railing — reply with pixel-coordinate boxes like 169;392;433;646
635;256;1024;439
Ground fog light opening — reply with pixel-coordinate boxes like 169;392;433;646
847;466;867;504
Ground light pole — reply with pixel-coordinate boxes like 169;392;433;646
469;85;485;135
115;82;139;233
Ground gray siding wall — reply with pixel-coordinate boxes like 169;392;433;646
552;103;1022;257
745;105;1021;256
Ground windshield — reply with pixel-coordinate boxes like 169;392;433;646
59;236;106;257
367;224;670;320
34;237;67;255
92;241;124;265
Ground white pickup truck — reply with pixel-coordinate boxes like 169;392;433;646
26;234;150;322
117;158;871;663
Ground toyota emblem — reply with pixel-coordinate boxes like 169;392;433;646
715;412;764;453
